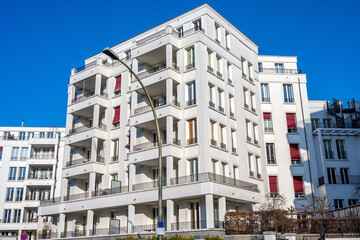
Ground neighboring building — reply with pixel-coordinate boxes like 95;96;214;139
309;99;360;209
0;127;65;239
38;4;265;239
258;55;319;212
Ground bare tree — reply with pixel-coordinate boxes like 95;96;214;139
300;195;334;217
259;193;287;211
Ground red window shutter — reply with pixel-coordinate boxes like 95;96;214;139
290;144;300;159
0;147;2;152
263;113;271;120
113;107;120;123
286;113;296;129
114;75;122;92
293;176;304;193
127;136;130;145
269;176;278;193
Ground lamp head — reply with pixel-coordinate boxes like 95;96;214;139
102;47;120;61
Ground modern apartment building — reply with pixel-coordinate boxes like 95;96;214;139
37;3;265;239
309;99;360;209
258;55;319;211
0;127;65;239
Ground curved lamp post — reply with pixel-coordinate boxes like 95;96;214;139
102;47;163;237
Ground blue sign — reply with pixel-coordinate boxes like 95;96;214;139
21;232;28;240
158;221;164;228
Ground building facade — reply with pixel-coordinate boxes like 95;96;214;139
38;4;265;239
0;127;65;239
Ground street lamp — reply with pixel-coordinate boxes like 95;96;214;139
103;47;164;237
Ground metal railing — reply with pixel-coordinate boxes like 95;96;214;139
38;231;57;239
66;158;90;167
186;99;196;106
172;100;180;107
185;62;195;70
40;197;62;206
260;68;302;74
172;63;180;71
132;224;156;233
312;123;357;130
92;186;129;197
89;227;128;236
137;64;166;79
60;231;85;238
136;29;166;46
69;124;92;135
133;140;167;151
71;91;95;103
171;220;207;231
63;191;89;201
30;153;55;159
134;99;166;114
170;172;258;191
210;139;217;146
172;138;181;146
75;61;97;74
173;27;205;39
187;137;197;145
132;179;166;191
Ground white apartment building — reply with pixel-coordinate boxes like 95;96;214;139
37;4;265;239
309;99;360;209
258;56;319;212
0;127;65;240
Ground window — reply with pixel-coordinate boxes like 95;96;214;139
221;162;227;176
212;160;217;174
185;47;195;69
231;129;236;153
207;50;213;70
260;83;270;102
210;121;217;146
177;27;184;38
215;23;220;43
16;188;23;201
216;56;222;77
258;62;263;72
290;144;301;164
266;144;276;164
253;124;258;144
256;156;261;178
348;199;358;206
283;84;294;103
187;119;197;144
13;209;21;223
114;75;121;94
250;92;256;112
112;106;120;128
0;147;2;160
336;140;347;159
263;113;273;132
125;50;131;60
218;89;224;112
6;188;14;201
269;176;278;196
246;120;252;142
323;140;334;159
293;176;304;198
187;82;196;106
209;84;215;107
227;63;232;81
334;199;344;209
47;132;54;138
3;209;11;223
219;125;226;149
18;167;26;180
27;132;34;139
19;132;25;140
11;147;19;160
340;168;349;184
275;63;284;73
311;118;320;131
327;168;337;184
40;132;45;138
286;113;297;133
243;88;249;108
323;118;331;128
248;154;254;177
241;59;246;78
9;167;17;180
229;95;235;117
20;147;28;160
248;63;253;81
189;159;198;182
225;32;230;49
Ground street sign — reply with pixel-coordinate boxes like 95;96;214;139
156;222;165;235
21;232;28;240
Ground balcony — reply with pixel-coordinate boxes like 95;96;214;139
71;92;108;104
93;186;129;197
170;172;258;191
134;99;167;115
264;127;273;133
30;153;55;159
259;68;302;74
287;128;298;133
173;26;205;39
89;227;128;236
132;179;166;191
137;64;166;79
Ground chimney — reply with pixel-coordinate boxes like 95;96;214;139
21;120;24;127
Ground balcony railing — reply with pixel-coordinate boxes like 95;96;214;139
132;179;166;191
30;153;55;159
216;71;222;78
172;63;180;72
74;61;97;74
295;192;305;198
207;65;213;72
171;220;207;231
312;123;358;130
173;26;205;39
187;137;197;145
132;224;156;233
260;68;302;74
170;172;258;191
137;64;166;79
262;97;271;103
60;231;85;238
172;100;180;107
186;99;196;106
133;140;167;152
71;91;95;103
172;138;181;146
40;197;62;206
92;186;129;197
69;123;106;135
291;159;302;165
136;29;166;47
220;142;226;150
210;139;217;147
64;191;89;201
284;98;295;103
185;62;195;70
209;101;215;108
134;99;166;114
89;227;128;236
218;106;225;113
66;158;90;167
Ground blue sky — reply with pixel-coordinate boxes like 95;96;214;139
1;0;359;127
